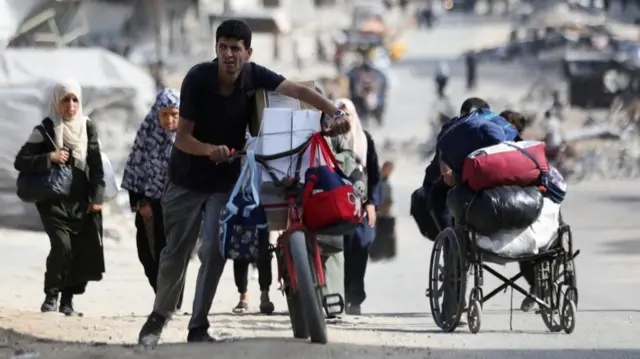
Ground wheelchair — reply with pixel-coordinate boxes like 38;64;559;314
425;217;580;334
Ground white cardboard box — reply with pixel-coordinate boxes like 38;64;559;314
257;108;321;183
255;108;322;230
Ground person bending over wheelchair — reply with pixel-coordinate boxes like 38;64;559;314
422;98;539;312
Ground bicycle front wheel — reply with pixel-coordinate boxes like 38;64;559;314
286;293;309;339
289;230;328;344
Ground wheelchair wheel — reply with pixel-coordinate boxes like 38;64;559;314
557;213;579;306
554;257;578;307
428;227;466;332
536;260;562;332
467;299;482;334
561;293;577;334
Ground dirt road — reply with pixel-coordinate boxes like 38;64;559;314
1;13;639;359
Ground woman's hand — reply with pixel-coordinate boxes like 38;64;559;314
50;149;69;164
87;203;102;213
365;204;377;227
138;203;153;219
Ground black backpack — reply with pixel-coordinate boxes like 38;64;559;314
410;185;442;241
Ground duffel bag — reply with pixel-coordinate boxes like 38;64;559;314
16;124;73;203
447;184;544;235
462;141;549;191
302;133;362;235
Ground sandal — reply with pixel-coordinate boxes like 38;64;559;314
232;300;249;314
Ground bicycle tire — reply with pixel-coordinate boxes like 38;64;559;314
286;293;309;339
289;231;328;344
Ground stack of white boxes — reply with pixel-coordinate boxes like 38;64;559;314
256;108;322;230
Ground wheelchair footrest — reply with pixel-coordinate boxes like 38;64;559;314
322;293;345;316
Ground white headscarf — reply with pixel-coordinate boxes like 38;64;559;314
335;98;368;166
48;79;89;171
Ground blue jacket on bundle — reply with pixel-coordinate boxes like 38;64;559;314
424;108;520;186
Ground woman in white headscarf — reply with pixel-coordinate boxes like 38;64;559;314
14;79;105;317
330;98;382;315
333;98;368;164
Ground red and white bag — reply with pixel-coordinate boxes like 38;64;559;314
302;133;362;235
462;141;549;191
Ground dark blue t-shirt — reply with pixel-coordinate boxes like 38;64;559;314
169;61;285;192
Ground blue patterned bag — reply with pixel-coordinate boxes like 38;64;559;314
219;151;269;261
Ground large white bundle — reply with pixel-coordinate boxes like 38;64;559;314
476;198;561;257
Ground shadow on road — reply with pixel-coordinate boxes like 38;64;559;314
2;327;639;359
601;238;640;255
601;195;640;204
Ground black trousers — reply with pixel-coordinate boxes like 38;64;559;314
233;232;273;294
520;261;535;288
344;234;370;306
466;70;476;90
135;199;184;308
233;257;272;293
436;78;448;99
42;212;104;296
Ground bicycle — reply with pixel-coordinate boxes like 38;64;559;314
227;131;345;344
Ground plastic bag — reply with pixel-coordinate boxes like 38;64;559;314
447;185;544;235
476;198;561;257
101;152;119;202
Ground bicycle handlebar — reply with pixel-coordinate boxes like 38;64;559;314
227;130;331;163
224;130;331;187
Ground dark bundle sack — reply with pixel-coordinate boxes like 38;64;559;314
447;184;544;235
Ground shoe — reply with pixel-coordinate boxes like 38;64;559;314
59;293;83;317
138;312;167;348
259;292;274;315
40;294;58;312
345;303;361;315
520;287;537;313
187;327;216;343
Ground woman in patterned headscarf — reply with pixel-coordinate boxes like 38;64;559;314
121;88;184;309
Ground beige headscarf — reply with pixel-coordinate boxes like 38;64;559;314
335;98;368;165
48;79;89;171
